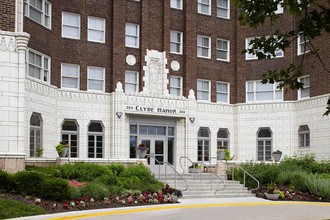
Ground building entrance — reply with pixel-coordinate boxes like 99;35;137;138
139;136;166;169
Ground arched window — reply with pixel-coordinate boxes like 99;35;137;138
197;127;210;162
298;125;310;148
88;121;104;158
61;120;79;158
217;128;229;150
30;113;42;157
257;128;272;161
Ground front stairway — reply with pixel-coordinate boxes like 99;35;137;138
158;173;255;199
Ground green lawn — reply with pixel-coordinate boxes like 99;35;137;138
0;198;46;219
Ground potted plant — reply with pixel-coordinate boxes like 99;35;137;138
136;143;149;159
217;146;226;160
56;141;70;157
272;150;282;162
35;148;43;157
264;182;280;200
188;162;202;173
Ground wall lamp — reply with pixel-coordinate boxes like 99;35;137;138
189;117;195;123
116;112;123;119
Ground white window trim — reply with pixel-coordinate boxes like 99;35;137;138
274;2;284;14
297;34;310;55
197;35;211;59
245;37;284;60
87;66;105;92
61;63;80;90
171;0;183;10
198;0;211;15
298;75;310;99
197;79;211;102
298;125;310;148
216;81;230;104
87;121;104;158
26;48;51;84
216;38;230;62
246;81;283;103
87;16;105;43
24;0;52;29
217;0;230;19
125;23;140;48
170;76;183;96
170;30;183;54
62;12;81;39
125;70;139;94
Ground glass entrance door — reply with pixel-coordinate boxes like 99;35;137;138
140;137;166;169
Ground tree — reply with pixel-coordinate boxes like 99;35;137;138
234;0;330;115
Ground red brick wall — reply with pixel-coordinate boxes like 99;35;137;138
0;0;15;32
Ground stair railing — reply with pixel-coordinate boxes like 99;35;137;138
227;161;260;191
147;155;188;192
179;156;225;193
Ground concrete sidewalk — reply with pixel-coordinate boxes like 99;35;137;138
11;197;330;220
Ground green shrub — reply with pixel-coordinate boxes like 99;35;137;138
120;163;157;183
0;170;14;192
25;165;62;178
107;163;125;176
80;182;110;199
279;155;318;173
13;171;45;195
67;186;82;199
95;171;118;186
276;170;307;191
305;175;330;200
40;177;71;201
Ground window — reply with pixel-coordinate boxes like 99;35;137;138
217;82;229;103
198;128;210;161
274;2;283;14
62;12;80;39
26;49;50;83
88;17;105;43
88;66;104;92
88;121;104;158
217;128;229;150
24;0;51;28
197;79;210;101
298;125;310;148
61;63;79;89
30;113;42;157
245;37;284;60
216;39;230;61
61;120;79;158
170;31;183;54
246;81;283;102
170;76;182;96
257;128;272;161
171;0;182;9
198;0;211;15
298;76;310;99
125;23;139;48
298;34;310;55
125;71;139;93
217;0;229;19
197;35;211;58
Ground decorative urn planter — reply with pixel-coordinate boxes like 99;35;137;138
265;193;280;200
136;149;147;159
188;162;202;173
272;150;282;162
217;150;226;160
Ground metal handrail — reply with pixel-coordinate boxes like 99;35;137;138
228;161;260;191
147;155;188;192
179;156;225;194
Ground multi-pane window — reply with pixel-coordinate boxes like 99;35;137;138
88;17;105;43
217;128;229;150
217;0;229;19
298;76;310;99
61;63;80;89
216;39;230;61
30;113;42;157
216;82;229;103
198;127;210;162
197;79;210;101
198;0;211;15
125;71;139;93
170;31;183;54
170;76;182;96
62;12;80;39
197;35;211;58
245;37;284;60
88;121;104;158
24;0;51;28
257;128;272;161
87;66;104;92
298;125;310;148
171;0;183;9
298;34;310;55
26;49;50;83
129;124;138;158
246;81;283;102
61;120;79;158
125;23;139;48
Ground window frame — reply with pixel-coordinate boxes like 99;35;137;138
30;113;42;157
298;75;310;99
197;127;210;162
274;2;284;14
217;128;230;150
246;80;283;102
257;128;272;161
171;0;183;10
170;76;183;96
61;119;79;158
197;35;211;59
87;121;104;158
197;0;211;15
297;34;310;55
217;0;230;19
216;38;230;62
87;66;105;92
125;23;140;48
216;81;230;104
197;79;211;102
61;63;80;90
62;11;81;39
298;125;310;148
24;0;52;29
245;37;284;60
26;48;51;83
170;30;183;54
87;16;105;43
125;70;139;94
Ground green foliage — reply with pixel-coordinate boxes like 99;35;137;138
107;163;125;176
224;149;231;160
305;175;330;200
13;171;45;195
25;165;62;178
67;186;82;199
95;171;118;186
0;170;14;192
0;198;46;219
276;170;307;191
80;182;110;199
120;163;157;183
39;177;71;201
56;143;64;155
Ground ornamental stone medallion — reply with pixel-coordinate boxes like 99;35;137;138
142;50;169;96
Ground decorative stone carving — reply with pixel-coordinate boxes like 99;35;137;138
171;60;180;71
126;54;136;66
